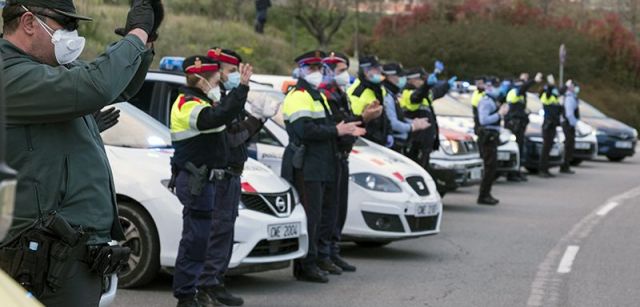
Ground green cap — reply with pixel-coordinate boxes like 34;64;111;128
6;0;92;21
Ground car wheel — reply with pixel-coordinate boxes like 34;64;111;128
607;156;625;162
525;167;539;174
570;159;583;166
354;241;392;248
117;201;160;288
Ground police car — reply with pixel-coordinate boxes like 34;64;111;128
101;102;308;288
257;117;442;246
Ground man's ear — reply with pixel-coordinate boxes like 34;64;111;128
20;12;37;36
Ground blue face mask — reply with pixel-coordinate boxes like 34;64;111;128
223;72;241;90
397;76;407;89
369;73;383;84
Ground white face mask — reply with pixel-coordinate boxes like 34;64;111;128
304;71;324;88
334;71;351;87
34;14;85;65
196;74;222;102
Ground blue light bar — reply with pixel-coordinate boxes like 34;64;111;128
159;56;185;72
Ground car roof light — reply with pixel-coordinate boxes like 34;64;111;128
159;56;186;72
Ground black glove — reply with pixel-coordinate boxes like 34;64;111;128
94;107;121;133
115;0;154;37
148;0;165;42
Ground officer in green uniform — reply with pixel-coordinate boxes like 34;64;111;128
282;50;365;283
0;0;159;306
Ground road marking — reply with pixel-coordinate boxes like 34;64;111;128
596;201;619;216
526;184;640;307
557;246;580;274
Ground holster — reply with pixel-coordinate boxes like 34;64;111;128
0;213;88;297
478;128;500;145
168;162;179;192
184;162;209;196
289;143;306;169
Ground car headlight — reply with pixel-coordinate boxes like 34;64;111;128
633;129;638;138
350;173;402;193
440;139;461;155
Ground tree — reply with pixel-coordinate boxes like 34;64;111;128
292;0;350;48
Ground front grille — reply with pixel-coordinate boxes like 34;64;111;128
406;176;430;196
462;140;479;154
498;153;518;168
241;190;294;217
406;214;439;232
248;239;299;257
362;212;404;232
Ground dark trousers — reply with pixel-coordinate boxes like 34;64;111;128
199;176;241;288
255;9;268;33
38;259;102;307
479;129;500;197
562;122;576;170
407;143;432;170
173;172;216;298
540;124;558;172
293;170;333;271
506;118;528;166
329;157;349;258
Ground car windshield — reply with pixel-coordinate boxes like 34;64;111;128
433;94;474;117
579;100;607;118
249;89;286;128
101;102;172;149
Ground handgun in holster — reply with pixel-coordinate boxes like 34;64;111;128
185;161;209;196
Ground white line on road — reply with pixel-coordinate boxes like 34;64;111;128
557;246;580;274
597;202;620;216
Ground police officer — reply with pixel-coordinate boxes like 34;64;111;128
560;80;580;174
194;47;271;307
477;79;510;205
381;63;430;152
539;74;562;178
282;50;365;283
504;72;543;181
400;64;454;170
0;0;159;305
170;56;252;307
471;79;486;135
348;55;390;146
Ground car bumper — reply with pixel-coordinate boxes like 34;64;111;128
597;135;637;158
497;141;520;172
431;158;484;187
522;140;564;168
343;187;442;241
229;204;308;269
573;140;598;160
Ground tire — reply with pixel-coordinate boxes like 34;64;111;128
117;201;160;288
607;156;625;162
525;167;539;174
354;241;392;248
570;159;583;166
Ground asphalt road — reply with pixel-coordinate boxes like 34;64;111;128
114;153;640;307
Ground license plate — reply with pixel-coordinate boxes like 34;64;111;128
416;203;439;217
470;167;482;180
615;141;633;149
550;147;560;157
498;152;511;161
267;223;301;241
575;142;590;150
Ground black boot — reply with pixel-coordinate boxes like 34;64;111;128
331;255;356;272
477;195;499;205
506;173;523;182
296;266;329;283
200;285;244;306
559;167;575;174
317;258;342;275
518;172;528;181
539;170;555;178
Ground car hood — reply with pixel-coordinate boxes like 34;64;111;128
240;158;292;194
351;139;435;183
581;117;636;136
